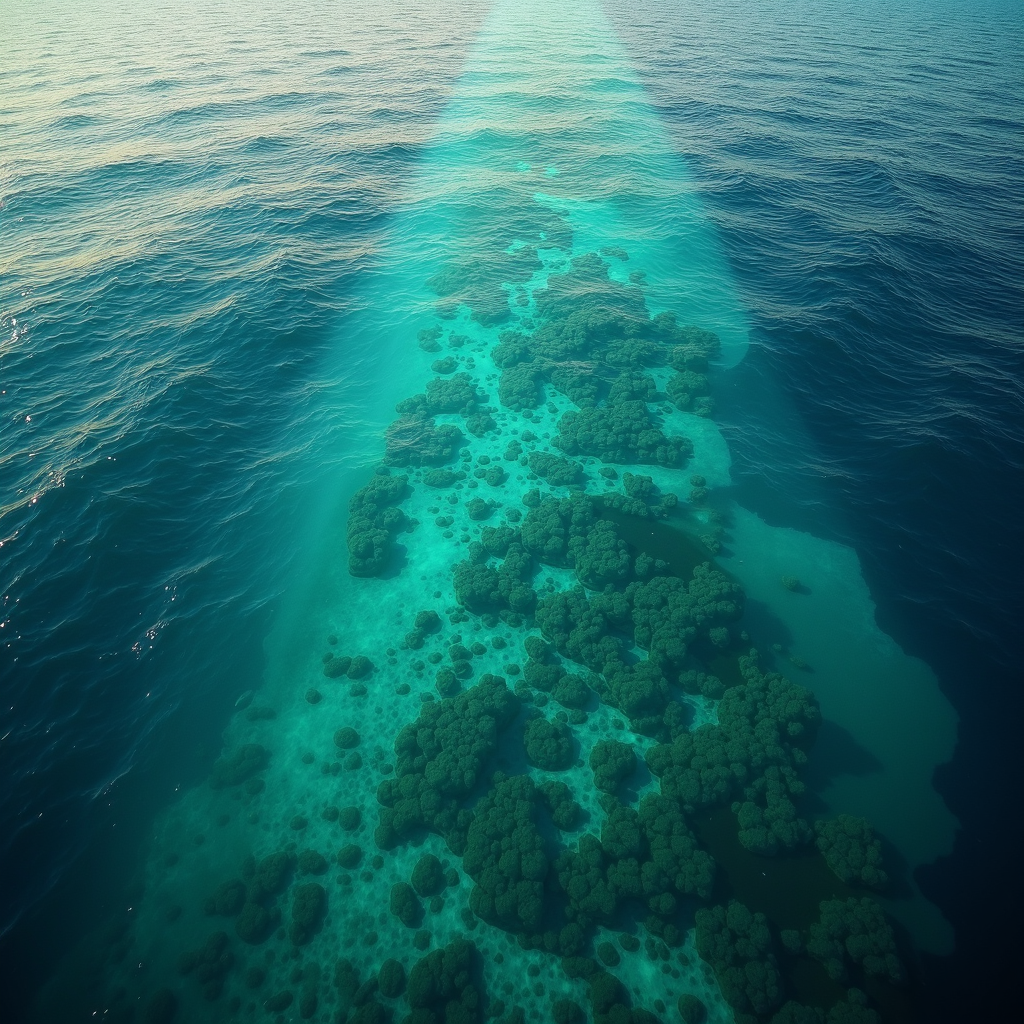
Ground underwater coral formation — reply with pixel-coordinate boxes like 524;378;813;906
85;238;910;1024
814;816;889;889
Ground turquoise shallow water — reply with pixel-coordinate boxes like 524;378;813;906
2;1;1022;1023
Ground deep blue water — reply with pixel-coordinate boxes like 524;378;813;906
1;0;490;1004
605;4;1024;1013
2;1;1022;1021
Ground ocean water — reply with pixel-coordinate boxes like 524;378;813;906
1;1;1021;1023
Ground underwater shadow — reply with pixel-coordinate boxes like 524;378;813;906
879;833;916;902
804;719;884;792
620;757;652;806
378;540;410;580
738;595;796;653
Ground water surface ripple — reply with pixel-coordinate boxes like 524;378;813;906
1;1;1021;1020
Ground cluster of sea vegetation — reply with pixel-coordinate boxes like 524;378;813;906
55;226;909;1024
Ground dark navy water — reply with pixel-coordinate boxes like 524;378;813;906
606;5;1024;1014
2;1;1022;1022
1;0;490;1007
611;4;1024;1015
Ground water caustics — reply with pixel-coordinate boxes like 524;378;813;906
40;1;959;1021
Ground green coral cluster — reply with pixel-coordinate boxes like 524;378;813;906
646;653;820;853
397;371;483;416
678;993;707;1024
209;743;269;789
628;563;744;669
203;879;246;916
390;880;424;928
806;898;902;983
463;774;548;933
528;450;584;486
389;371;498;446
599;471;678;519
379;958;406;999
523;715;575;770
176;931;234;1001
586;967;661;1024
334;957;391;1022
452;529;537;615
534;586;627;673
492;256;649;367
428;226;546;325
520;492;589;562
666;368;710;413
385;412;462;468
769;990;880;1024
347;470;410;576
289;882;326;944
119;214;920;1024
520;491;635;590
234;851;294;945
589;739;636;794
665;320;721;370
374;674;520;854
411;854;448;898
814;816;888;889
538;779;582;830
531;562;744;739
499;362;543;411
404;937;483;1023
555;371;692;467
734;765;814;856
484;254;721;470
695;901;783;1018
556;792;714;943
405;609;443;650
431;355;458;374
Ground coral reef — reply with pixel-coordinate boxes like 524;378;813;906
814;816;889;889
94;236;905;1024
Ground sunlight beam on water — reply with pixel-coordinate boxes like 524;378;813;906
264;0;958;962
